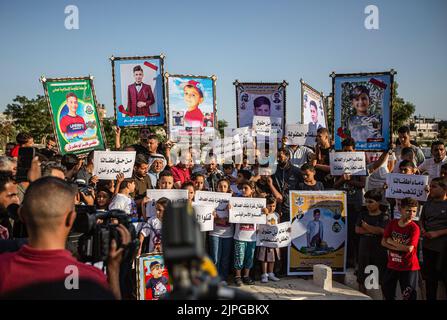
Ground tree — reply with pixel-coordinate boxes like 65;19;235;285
217;119;228;137
4;95;53;143
391;82;415;132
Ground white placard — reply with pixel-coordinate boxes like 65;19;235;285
385;173;429;201
252;116;282;136
93;151;136;179
285;124;315;146
256;222;291;248
145;189;189;218
192;203;215;232
229;197;267;224
329;151;367;176
195;191;231;210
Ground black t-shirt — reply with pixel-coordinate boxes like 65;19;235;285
146;276;168;299
315;146;334;189
297;181;324;191
420;200;447;252
131;144;151;158
356;209;390;255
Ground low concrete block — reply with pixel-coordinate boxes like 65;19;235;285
313;264;332;291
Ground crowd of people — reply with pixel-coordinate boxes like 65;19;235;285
0;125;446;300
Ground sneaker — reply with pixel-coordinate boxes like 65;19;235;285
234;277;243;287
261;273;269;283
242;276;255;285
268;273;280;281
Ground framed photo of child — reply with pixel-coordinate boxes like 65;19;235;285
165;73;217;142
136;253;172;300
111;55;166;128
234;81;287;135
301;79;327;146
332;71;395;151
40;76;107;156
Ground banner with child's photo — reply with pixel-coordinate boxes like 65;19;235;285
288;191;347;275
301;80;326;146
234;81;287;134
332;71;394;151
166;74;217;142
136;253;172;300
111;55;166;128
41;76;106;156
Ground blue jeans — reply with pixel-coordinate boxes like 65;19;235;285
209;236;233;281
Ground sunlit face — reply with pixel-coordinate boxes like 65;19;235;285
0;182;20;209
155;203;165;220
316;132;328;145
128;181;136;193
23;138;34;147
47;140;57;150
184;86;203;109
134;70;144;84
254;104;270;116
266;202;276;213
217;181;230;193
398;132;410;146
193;176;205;191
310;106;318;122
242;185;254;197
302;169;315;182
96;191;110;208
401;206;418;221
207;159;218;172
432;144;446;162
352;93;370;115
151;159;164;173
185;185;195;201
365;198;380;212
148;139;159;153
67;96;78;115
182;152;193;168
135;164;148;177
399;166;414;175
158;176;174;189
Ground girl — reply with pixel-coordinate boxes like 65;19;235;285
232;181;267;286
182;181;195;204
138;197;171;256
258;196;281;283
208;178;234;285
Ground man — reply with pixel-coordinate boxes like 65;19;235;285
132;154;153;218
419;140;447;181
60;92;87;139
131;130;159;158
61;154;82;182
10;132;34;158
395;126;425;166
0;172;20;238
171;151;193;189
312;127;334;189
123;65;156;117
76;150;98;186
204;154;224;192
42;162;66;180
308;100;323;133
0;177;130;299
39;135;58;159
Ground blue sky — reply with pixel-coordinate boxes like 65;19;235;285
0;0;446;127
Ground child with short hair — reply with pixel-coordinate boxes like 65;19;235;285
298;163;324;191
233;181;266;286
355;189;390;293
192;173;207;191
208;178;234;285
419;177;447;300
258;196;281;283
157;170;174;189
182;181;195;203
381;197;421;300
138;197;171;255
232;169;252;196
183;80;205;129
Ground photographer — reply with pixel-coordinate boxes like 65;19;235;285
0;177;130;300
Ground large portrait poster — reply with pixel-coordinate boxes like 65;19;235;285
332;71;394;151
301;80;326;133
235;81;287;134
136;253;172;300
166;74;217;142
288;191;347;275
41;76;106;156
111;55;166;127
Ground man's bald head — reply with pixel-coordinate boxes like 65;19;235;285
20;177;77;232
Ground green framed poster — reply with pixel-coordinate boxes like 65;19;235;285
41;76;106;156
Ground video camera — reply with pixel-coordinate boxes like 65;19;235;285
70;206;138;263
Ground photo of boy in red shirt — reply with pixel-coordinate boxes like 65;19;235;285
183;80;205;130
59;92;87;139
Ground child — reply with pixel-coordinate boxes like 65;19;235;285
182;181;195;204
192;173;207;191
233;181;266;286
183;80;204;130
392;147;417;173
138;197;171;256
145;261;169;300
258;196;281;283
381;197;420;300
208;178;234;285
108;178;137;219
419;177;447;300
297;163;324;191
232;169;252;196
347;85;382;144
223;163;237;184
355;189;390;294
143;170;174;219
253;96;271;117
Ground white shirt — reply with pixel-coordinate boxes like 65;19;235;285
140;217;162;253
109;193;133;216
288;146;315;168
209;206;234;238
418;156;447;181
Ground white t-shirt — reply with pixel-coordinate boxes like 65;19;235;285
209;205;234;238
265;212;280;226
234;223;257;242
109;193;136;216
140;217;162;253
418;156;447;181
365;152;395;192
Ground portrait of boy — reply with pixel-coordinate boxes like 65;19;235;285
124;65;156;117
59;92;87;140
145;260;169;300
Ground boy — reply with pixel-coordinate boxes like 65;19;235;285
419;177;447;300
108;178;137;218
381;197;420;300
183;80;204;129
298;163;324;191
253;96;271;117
192;172;207;191
355;189;390;293
145;260;169;300
123;65;156;117
60;92;87;139
232;169;252;196
306;209;324;249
